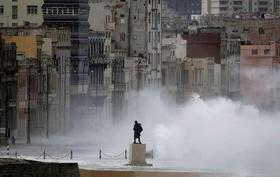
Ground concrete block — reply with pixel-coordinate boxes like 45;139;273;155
128;144;146;166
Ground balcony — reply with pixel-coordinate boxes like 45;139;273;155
8;99;17;107
105;22;116;30
219;0;228;7
233;1;242;6
112;83;126;92
90;88;107;97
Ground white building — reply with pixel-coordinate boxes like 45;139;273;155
0;0;43;27
202;0;275;15
161;33;186;100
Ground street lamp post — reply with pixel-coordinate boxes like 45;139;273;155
46;64;49;139
27;64;31;144
63;60;67;135
5;78;9;145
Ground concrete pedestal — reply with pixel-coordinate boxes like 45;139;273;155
128;144;146;166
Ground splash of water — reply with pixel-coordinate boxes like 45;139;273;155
67;90;280;175
124;91;280;174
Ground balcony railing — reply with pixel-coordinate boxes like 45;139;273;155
90;88;107;97
8;99;17;107
105;22;116;30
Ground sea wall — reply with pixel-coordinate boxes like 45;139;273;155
0;158;79;177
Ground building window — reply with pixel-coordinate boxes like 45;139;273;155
58;7;63;15
12;0;17;2
30;23;37;27
12;5;17;19
264;49;270;55
0;6;4;15
12;23;17;27
152;12;157;29
251;49;258;55
120;33;125;41
105;15;110;22
148;53;151;64
194;69;204;87
259;27;265;35
105;32;111;38
208;68;214;87
27;5;38;14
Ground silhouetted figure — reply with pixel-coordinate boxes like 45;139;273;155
133;121;143;144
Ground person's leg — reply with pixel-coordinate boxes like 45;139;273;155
138;137;141;144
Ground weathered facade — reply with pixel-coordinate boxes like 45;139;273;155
44;27;72;135
0;0;43;27
42;0;90;129
207;17;280;45
0;36;17;144
182;28;221;64
147;0;162;88
181;27;241;100
221;38;240;100
161;33;186;101
240;42;280;109
162;0;201;31
202;0;275;15
88;31;109;127
181;57;221;99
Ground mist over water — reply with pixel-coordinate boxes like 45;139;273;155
68;90;280;175
85;91;280;174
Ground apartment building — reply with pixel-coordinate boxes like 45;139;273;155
181;57;221;99
161;33;186;101
42;0;90;130
0;36;17;144
147;0;162;88
202;0;275;15
240;42;280;109
0;0;43;27
162;0;201;31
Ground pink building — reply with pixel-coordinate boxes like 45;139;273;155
240;42;280;108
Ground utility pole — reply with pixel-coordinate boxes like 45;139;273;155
27;65;31;144
46;64;49;139
5;78;8;145
63;59;67;135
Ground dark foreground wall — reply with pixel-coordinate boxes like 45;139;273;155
0;158;79;177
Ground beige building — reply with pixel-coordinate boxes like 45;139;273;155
161;33;186;100
182;57;221;99
88;0;113;56
202;0;274;15
0;0;43;27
